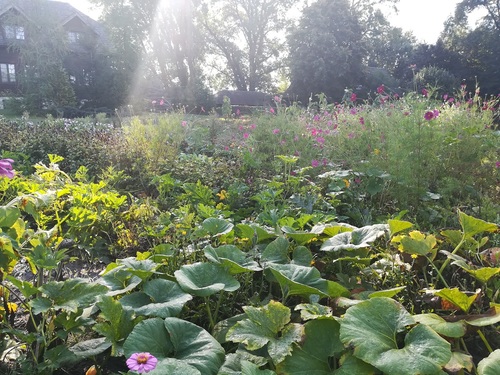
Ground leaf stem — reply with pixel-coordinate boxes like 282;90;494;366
477;329;493;353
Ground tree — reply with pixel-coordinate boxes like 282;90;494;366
440;1;500;95
199;0;299;92
287;0;365;103
454;0;500;32
90;0;206;105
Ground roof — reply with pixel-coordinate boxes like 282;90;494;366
0;0;109;47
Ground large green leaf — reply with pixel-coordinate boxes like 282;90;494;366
465;305;500;327
124;317;225;375
93;295;136;355
281;226;317;245
333;354;378;374
277;319;345;374
203;218;234;236
434;288;478;313
33;278;108;313
387;219;413;236
148;358;201;375
268;264;349;299
175;262;240;297
236;223;277;243
458;210;497;238
98;267;143;296
261;237;290;265
69;337;112;358
477;349;500;375
119;279;192;318
339;297;451;375
413;313;467;338
227;301;303;365
241;360;276;375
0;206;21;228
204;245;262;274
321;224;387;252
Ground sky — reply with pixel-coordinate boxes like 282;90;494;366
62;0;474;44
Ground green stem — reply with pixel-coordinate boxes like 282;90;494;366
477;329;493;353
438;236;466;279
204;296;215;331
213;292;224;327
426;256;449;288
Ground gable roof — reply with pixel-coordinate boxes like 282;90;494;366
0;0;108;46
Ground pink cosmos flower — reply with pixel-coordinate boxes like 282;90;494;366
250;123;256;130
377;85;385;94
243;133;249;139
311;159;319;168
433;109;440;118
126;352;158;373
181;121;187;127
422;88;428;97
316;136;325;145
359;117;365;125
495;161;500;168
424;111;435;121
350;93;357;102
273;128;280;134
274;95;281;103
269;107;275;114
0;158;15;179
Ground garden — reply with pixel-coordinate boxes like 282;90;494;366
0;86;499;375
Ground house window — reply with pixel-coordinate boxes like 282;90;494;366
4;25;25;40
68;31;82;43
0;63;16;83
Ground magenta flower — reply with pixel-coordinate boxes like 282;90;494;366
359;117;365;125
495;161;500;168
311;159;319;168
350;93;357;102
126;352;158;373
433;109;440;118
243;133;249;139
0;158;15;179
269;107;275;114
181;121;187;127
273;128;280;134
377;85;385;94
316;136;325;145
274;95;281;103
422;88;428;97
424;111;435;121
250;123;256;130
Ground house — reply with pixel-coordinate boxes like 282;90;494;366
0;0;108;94
215;90;273;115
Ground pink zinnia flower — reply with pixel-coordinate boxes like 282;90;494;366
0;158;15;179
126;352;158;373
